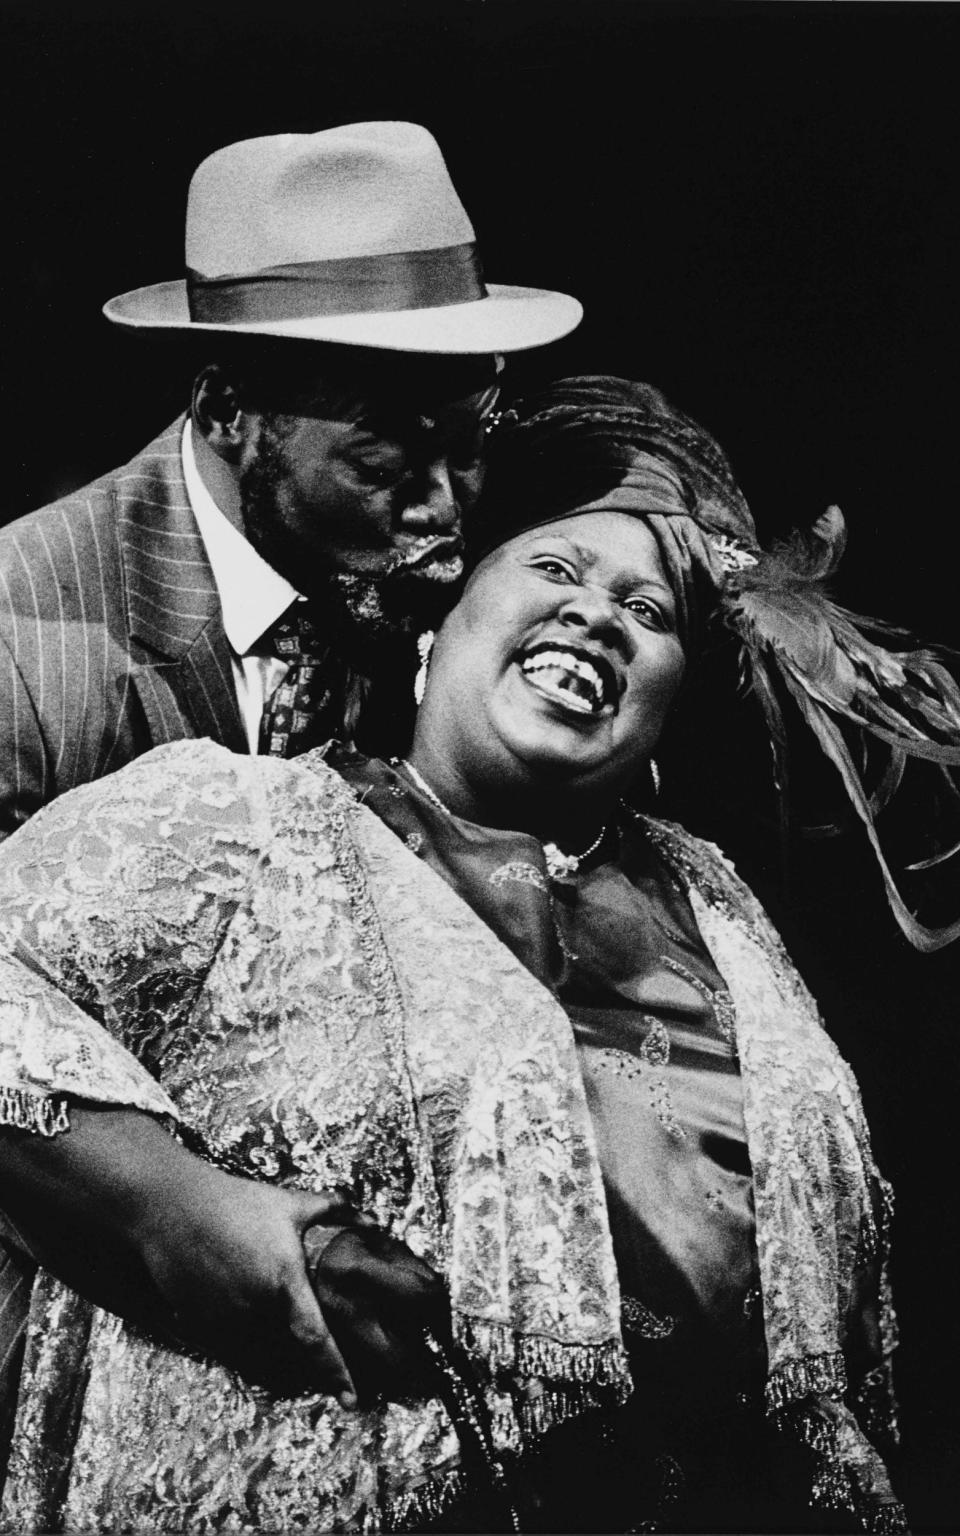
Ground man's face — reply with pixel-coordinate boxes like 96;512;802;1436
237;363;499;633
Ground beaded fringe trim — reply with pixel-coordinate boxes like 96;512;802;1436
515;1380;609;1441
765;1350;847;1412
382;1321;632;1532
381;1387;613;1531
0;1087;69;1137
777;1402;909;1534
454;1313;632;1397
383;1466;467;1533
871;1503;911;1534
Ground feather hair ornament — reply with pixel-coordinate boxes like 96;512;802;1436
720;505;960;951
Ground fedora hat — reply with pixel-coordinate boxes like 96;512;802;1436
103;122;582;354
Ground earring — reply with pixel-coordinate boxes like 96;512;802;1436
649;758;661;797
413;630;435;706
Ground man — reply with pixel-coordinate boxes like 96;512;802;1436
0;123;581;1448
0;121;581;830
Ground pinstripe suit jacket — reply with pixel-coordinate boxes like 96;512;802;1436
0;419;247;837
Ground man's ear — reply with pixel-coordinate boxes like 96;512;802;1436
192;365;250;461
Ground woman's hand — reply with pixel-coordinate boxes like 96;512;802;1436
0;1105;444;1406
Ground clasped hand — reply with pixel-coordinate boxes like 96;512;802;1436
135;1163;448;1407
0;1107;446;1411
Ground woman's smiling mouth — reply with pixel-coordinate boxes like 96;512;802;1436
518;643;618;718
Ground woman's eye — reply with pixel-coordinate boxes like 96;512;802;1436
623;596;668;628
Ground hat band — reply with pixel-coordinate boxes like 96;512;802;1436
187;242;486;323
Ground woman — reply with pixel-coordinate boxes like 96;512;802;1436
1;376;953;1533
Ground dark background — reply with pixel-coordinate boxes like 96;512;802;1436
4;0;960;1527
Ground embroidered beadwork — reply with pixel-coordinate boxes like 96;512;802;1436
653;1453;685;1514
766;1351;847;1413
662;954;737;1048
0;1087;70;1137
487;863;577;961
597;1017;686;1143
620;1294;676;1341
742;1282;762;1320
856;1365;900;1448
640;1018;670;1070
489;861;549;893
552;919;579;966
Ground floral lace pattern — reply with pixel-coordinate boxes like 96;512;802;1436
0;742;627;1532
0;748;902;1530
645;818;903;1528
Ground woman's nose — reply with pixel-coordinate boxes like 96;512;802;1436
561;583;617;622
559;585;629;644
398;458;460;533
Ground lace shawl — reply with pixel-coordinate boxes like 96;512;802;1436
0;741;900;1530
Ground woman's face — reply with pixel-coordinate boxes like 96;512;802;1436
418;511;687;801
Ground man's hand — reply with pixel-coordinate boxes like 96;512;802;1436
0;1105;443;1406
306;1223;448;1405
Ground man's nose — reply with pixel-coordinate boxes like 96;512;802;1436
398;457;460;533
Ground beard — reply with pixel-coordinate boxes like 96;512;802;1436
324;565;462;649
238;418;463;665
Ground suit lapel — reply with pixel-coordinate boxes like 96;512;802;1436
117;422;247;754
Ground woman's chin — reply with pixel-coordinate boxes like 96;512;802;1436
495;719;627;790
480;678;649;794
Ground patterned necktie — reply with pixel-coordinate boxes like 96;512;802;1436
258;606;341;758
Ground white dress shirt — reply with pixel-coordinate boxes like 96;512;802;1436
181;419;303;753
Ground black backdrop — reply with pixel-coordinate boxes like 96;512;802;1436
4;1;960;1528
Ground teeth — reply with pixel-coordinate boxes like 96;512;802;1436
520;648;607;711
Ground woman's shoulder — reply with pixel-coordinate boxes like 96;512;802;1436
123;740;361;842
54;738;282;830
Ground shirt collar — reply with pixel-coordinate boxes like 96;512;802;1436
181;418;302;655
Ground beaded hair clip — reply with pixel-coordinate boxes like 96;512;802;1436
708;534;760;573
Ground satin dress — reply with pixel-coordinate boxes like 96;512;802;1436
331;751;832;1532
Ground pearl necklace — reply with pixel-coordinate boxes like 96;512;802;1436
397;759;608;881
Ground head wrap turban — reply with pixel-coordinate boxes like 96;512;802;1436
472;375;960;950
471;377;758;651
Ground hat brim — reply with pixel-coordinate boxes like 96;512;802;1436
102;279;582;355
